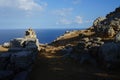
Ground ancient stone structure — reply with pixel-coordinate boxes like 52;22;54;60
25;28;37;38
93;7;120;38
10;28;40;51
0;28;40;80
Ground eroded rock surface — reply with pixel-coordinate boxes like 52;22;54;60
0;28;40;80
50;7;120;69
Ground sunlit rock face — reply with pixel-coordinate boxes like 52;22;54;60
9;28;40;51
25;28;37;39
93;7;120;38
51;7;120;69
0;28;40;80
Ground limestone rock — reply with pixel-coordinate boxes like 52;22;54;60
10;28;40;51
0;52;11;69
106;7;120;19
25;28;36;38
0;28;40;80
92;37;102;42
2;42;10;48
10;51;34;70
93;17;106;27
106;27;115;37
92;7;120;38
0;70;13;80
13;71;28;80
115;31;120;42
81;37;89;42
99;42;120;68
10;38;25;48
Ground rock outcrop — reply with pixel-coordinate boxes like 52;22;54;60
50;7;120;69
0;28;40;80
93;7;120;38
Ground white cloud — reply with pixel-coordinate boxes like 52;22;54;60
75;16;83;24
72;0;81;4
57;16;83;25
0;0;47;11
53;8;73;17
57;18;72;25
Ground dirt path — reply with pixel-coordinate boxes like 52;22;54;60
29;52;120;80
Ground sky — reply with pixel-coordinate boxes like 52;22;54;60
0;0;120;29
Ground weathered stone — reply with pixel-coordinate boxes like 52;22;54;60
0;70;13;80
13;71;28;80
9;48;23;52
77;41;86;49
0;52;11;69
115;31;120;42
9;28;40;51
0;28;40;80
79;53;97;66
93;17;106;27
10;51;33;70
93;37;102;41
65;30;70;34
81;37;89;42
96;41;104;45
99;42;119;63
106;27;115;37
10;38;25;48
2;42;10;48
25;28;36;38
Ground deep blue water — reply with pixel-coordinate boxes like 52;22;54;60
0;29;80;44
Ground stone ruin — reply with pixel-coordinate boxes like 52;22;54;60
0;28;40;80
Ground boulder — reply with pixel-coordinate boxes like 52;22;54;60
93;17;106;27
9;28;40;51
2;42;10;48
25;28;36;38
93;37;102;41
106;27;115;37
13;71;28;80
99;42;120;67
81;37;89;42
0;52;11;69
110;19;120;31
115;31;120;42
0;70;13;80
79;53;97;66
10;38;25;48
10;51;33;70
0;28;40;80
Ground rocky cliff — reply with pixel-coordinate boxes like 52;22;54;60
49;7;120;69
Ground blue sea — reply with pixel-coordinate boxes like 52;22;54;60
0;29;80;44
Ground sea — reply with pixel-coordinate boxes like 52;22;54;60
0;29;81;44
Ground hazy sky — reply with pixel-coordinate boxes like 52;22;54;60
0;0;119;29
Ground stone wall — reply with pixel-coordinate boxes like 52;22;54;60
0;28;40;80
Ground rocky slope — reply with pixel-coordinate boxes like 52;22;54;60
29;7;120;80
48;7;120;69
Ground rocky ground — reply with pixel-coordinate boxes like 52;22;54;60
29;7;120;80
29;45;120;80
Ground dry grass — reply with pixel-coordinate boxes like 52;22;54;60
0;45;9;52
